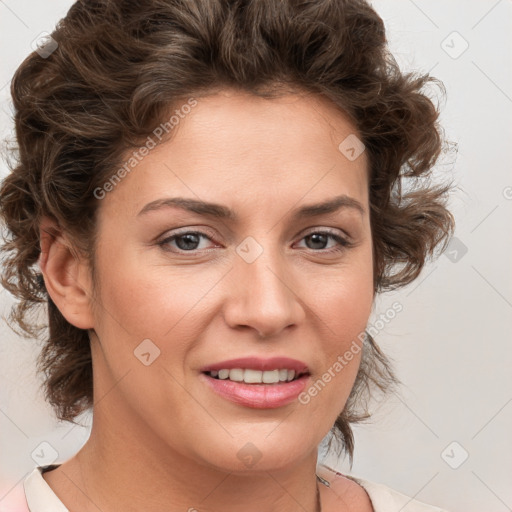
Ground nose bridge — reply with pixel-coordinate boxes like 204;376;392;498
225;236;303;337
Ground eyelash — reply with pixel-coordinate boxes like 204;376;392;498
157;229;354;256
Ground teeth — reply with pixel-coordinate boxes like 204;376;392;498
229;368;244;382
210;368;300;384
244;369;262;383
262;369;279;384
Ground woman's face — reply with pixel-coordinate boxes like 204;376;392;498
86;89;374;472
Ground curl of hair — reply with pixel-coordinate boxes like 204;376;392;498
0;0;455;464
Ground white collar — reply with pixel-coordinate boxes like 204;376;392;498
23;466;69;512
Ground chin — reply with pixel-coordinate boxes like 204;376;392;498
189;426;320;474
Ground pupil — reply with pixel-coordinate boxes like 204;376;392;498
307;233;327;250
176;233;200;250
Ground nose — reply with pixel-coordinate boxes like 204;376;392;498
222;246;306;338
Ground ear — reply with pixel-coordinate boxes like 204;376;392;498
38;216;95;330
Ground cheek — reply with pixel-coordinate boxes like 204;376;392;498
307;250;373;407
94;247;209;337
89;252;207;422
90;248;230;391
314;247;374;333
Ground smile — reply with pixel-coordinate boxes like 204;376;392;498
206;368;302;384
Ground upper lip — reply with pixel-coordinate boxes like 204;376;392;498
200;357;309;374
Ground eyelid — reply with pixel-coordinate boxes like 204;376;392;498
300;226;351;240
157;225;351;245
157;225;217;241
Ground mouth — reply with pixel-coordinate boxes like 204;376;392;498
199;356;311;409
203;368;307;384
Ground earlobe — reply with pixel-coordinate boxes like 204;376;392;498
38;216;95;330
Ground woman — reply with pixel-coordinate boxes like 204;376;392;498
0;0;455;510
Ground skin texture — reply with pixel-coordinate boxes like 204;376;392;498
39;89;375;512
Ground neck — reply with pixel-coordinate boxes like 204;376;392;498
59;406;322;512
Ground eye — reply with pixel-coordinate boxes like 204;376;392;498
157;228;354;255
295;230;353;254
157;230;217;253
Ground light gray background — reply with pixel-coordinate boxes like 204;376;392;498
1;1;511;511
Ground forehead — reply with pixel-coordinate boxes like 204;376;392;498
100;89;369;219
173;89;364;163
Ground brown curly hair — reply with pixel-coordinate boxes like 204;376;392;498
0;0;455;465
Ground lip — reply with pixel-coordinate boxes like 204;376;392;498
200;356;309;373
199;372;310;409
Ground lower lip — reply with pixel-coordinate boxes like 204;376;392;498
200;373;310;409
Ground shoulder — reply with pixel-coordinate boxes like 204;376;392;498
316;464;450;512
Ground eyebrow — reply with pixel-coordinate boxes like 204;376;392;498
137;194;366;220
